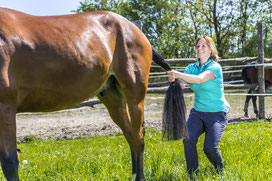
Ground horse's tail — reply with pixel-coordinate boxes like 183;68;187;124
152;46;171;71
152;47;188;140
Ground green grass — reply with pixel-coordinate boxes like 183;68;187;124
1;121;272;181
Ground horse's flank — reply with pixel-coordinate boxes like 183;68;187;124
0;8;152;113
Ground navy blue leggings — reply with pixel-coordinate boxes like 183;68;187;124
183;108;228;174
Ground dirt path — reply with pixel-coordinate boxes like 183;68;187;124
16;96;164;141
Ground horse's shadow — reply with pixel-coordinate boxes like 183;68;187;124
228;117;271;124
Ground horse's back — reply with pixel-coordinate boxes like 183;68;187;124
0;8;152;112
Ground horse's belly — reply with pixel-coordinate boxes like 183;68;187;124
11;52;111;112
15;67;109;112
16;87;98;112
16;82;103;113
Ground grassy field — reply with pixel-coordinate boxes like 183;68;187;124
0;120;271;180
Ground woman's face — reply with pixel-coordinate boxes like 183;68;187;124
195;38;211;61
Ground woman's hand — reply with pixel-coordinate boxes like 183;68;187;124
167;70;180;82
167;70;187;87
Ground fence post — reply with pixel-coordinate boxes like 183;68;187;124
257;22;265;119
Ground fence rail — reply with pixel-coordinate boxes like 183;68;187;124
147;83;257;94
156;57;265;64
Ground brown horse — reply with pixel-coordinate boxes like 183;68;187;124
242;63;272;117
0;8;171;181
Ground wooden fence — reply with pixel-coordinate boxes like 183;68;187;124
147;57;272;93
147;22;270;119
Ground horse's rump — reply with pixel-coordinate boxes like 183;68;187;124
241;63;258;85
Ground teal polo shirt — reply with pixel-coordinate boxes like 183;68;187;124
184;60;229;112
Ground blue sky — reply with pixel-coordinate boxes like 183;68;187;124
0;0;82;16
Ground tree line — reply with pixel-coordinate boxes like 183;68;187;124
74;0;272;59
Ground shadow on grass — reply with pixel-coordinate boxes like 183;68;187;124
228;117;272;124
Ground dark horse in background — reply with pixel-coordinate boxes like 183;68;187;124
242;62;272;117
0;8;172;181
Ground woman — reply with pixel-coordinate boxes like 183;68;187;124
167;36;229;178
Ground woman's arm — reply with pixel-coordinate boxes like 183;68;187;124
167;70;215;84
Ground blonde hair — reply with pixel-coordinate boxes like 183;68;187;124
195;35;219;62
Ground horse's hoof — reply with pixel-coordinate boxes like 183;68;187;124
244;113;249;117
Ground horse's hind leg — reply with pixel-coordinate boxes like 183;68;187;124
130;116;145;181
252;95;259;118
0;103;19;181
97;77;146;181
123;93;145;181
243;90;252;117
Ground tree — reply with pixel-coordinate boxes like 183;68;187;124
183;0;244;58
75;0;272;58
75;0;128;14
